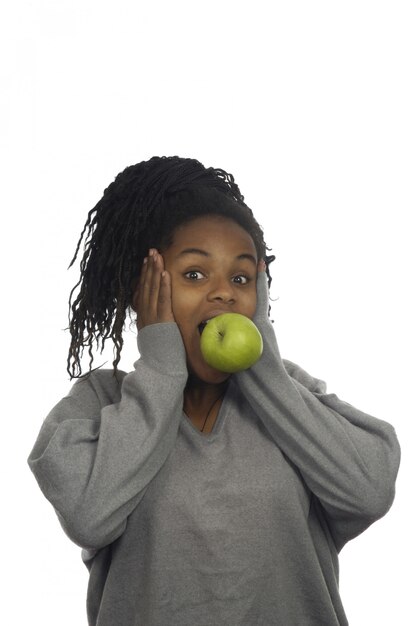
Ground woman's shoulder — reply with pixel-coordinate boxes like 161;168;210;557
282;359;327;394
70;367;129;408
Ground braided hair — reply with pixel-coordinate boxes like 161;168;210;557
67;156;275;378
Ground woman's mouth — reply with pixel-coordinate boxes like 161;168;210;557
197;311;231;335
198;321;208;335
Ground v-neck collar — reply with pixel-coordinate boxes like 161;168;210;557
181;379;234;439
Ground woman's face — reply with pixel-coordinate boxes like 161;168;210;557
162;215;259;384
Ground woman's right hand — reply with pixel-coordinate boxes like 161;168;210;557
134;249;175;330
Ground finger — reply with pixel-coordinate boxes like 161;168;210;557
139;252;153;307
139;255;149;287
135;257;149;301
138;249;158;326
135;256;150;327
157;270;174;322
258;258;267;273
147;250;162;319
133;255;147;307
155;251;174;323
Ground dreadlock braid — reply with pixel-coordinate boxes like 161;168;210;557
67;156;275;379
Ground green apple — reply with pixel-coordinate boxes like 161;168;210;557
200;313;263;373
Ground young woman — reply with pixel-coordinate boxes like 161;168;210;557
28;156;400;626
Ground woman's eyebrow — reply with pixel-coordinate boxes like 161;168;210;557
176;248;257;265
237;253;257;266
176;248;210;258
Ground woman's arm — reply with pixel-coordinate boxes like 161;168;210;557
28;322;188;552
235;271;401;550
28;249;185;551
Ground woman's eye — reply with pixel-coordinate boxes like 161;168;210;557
233;275;249;285
185;270;204;280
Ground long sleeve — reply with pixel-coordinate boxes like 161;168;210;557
235;272;401;550
27;322;188;551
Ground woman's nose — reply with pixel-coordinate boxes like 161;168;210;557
207;278;236;304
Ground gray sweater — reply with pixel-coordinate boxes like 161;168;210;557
28;273;400;625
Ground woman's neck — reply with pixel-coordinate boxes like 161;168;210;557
183;377;229;432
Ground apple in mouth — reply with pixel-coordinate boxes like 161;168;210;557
199;313;263;373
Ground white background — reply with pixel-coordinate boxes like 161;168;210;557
1;1;415;624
